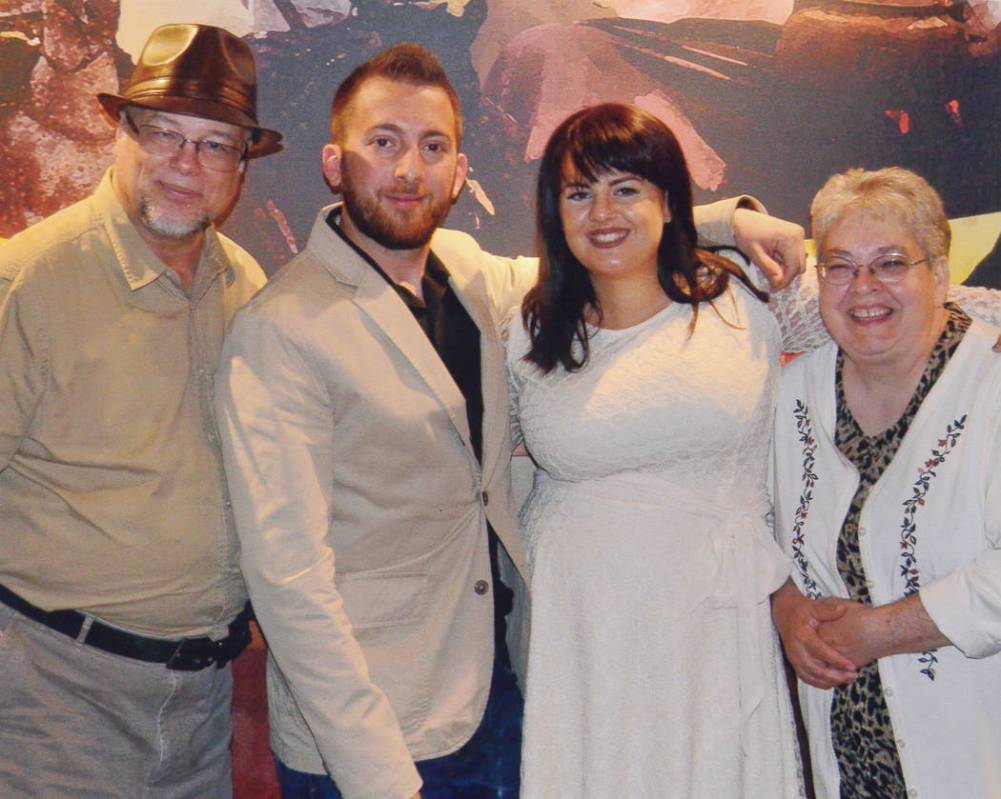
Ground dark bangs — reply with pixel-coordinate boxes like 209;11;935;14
555;108;666;190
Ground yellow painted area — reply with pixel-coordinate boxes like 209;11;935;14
806;211;1001;285
947;212;1001;284
414;0;470;15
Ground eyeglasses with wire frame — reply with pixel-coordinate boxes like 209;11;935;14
816;253;929;285
123;112;248;173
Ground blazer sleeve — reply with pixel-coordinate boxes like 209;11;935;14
482;251;539;320
215;307;421;799
692;195;763;248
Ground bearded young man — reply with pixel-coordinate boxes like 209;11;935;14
215;44;805;799
0;24;281;798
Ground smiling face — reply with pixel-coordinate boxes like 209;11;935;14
558;166;668;288
112;107;246;244
818;210;950;371
322;76;468;256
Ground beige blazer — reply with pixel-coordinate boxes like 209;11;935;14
215;208;537;799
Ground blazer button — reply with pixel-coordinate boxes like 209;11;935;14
481;490;489;506
474;579;490;595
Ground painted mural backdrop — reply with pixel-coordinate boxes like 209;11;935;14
2;0;1000;286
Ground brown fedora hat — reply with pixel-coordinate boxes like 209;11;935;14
97;23;282;158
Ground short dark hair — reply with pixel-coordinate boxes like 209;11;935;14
523;103;766;374
330;43;463;146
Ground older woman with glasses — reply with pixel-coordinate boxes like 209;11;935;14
771;167;1001;799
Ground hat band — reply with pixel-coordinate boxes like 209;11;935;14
123;77;255;120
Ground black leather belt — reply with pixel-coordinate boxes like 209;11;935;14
0;583;251;671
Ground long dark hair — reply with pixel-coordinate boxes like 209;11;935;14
522;103;766;374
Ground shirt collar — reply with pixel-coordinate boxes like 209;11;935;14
325;207;451;301
94;168;225;292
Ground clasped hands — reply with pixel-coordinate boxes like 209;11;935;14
772;571;953;690
771;579;885;689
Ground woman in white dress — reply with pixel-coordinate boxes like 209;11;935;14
506;103;804;797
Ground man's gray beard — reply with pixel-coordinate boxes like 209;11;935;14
340;168;452;250
139;197;210;240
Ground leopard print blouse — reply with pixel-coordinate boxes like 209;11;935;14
829;304;971;798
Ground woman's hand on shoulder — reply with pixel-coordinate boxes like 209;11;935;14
732;208;806;291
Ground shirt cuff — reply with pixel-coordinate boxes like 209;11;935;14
921;571;1001;659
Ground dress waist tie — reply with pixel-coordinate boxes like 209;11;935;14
535;471;791;749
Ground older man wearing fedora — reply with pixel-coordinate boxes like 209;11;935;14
0;23;280;798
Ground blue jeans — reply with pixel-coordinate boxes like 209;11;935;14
275;657;523;799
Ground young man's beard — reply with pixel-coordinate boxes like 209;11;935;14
340;167;455;250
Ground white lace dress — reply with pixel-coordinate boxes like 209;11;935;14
507;285;802;798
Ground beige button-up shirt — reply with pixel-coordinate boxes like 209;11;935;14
0;170;265;638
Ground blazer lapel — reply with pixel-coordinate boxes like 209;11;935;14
307;206;473;449
353;268;473;449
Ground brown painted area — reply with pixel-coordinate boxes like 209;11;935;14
0;0;127;236
232;624;280;799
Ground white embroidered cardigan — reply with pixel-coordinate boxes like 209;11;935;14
772;319;1001;799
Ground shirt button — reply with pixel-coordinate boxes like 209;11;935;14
474;579;489;596
908;789;917;798
884;687;893;698
481;490;489;506
858;527;867;538
897;738;906;750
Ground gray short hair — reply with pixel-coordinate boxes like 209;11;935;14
811;167;950;262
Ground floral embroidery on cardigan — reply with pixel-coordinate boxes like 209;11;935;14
899;414;967;680
791;399;821;599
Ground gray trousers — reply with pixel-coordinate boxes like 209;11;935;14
0;603;233;798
